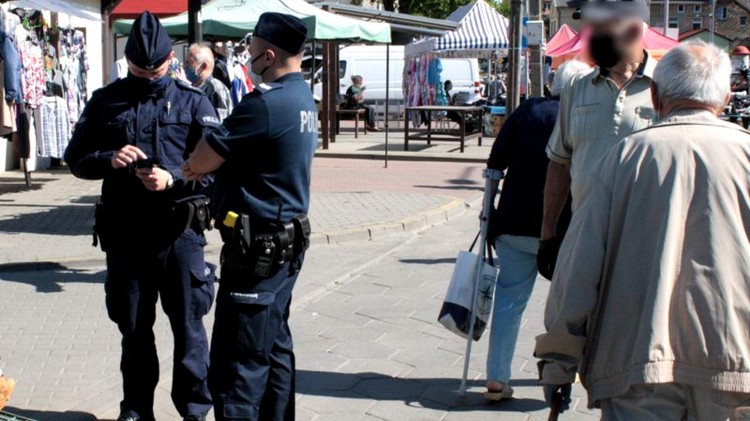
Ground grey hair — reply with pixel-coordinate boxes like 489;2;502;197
652;40;731;108
551;59;591;96
188;44;215;72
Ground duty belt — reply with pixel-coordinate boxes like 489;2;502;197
220;213;311;278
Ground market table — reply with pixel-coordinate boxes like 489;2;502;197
404;106;484;153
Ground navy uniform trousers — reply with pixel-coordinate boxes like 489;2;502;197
208;252;305;421
105;229;214;420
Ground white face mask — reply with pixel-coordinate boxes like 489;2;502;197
248;51;270;85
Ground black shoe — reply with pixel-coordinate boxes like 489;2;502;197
184;416;206;421
117;412;154;421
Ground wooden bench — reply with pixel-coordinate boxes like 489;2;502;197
336;108;368;139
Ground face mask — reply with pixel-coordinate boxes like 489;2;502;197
184;65;201;84
127;72;171;94
249;52;270;83
588;33;622;69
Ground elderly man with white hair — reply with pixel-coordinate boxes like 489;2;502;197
482;59;590;401
535;41;750;420
184;44;233;120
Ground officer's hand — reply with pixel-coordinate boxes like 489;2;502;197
181;160;206;181
537;237;562;280
136;166;172;191
111;145;148;169
543;383;572;413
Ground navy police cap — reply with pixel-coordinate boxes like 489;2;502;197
253;12;308;54
125;11;172;70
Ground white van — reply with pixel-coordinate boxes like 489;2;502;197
313;45;481;103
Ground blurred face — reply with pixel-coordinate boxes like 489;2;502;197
586;19;642;67
445;82;453;91
127;51;173;80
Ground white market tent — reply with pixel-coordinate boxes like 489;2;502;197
405;0;509;58
113;0;391;43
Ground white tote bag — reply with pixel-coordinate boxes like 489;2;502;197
438;237;498;341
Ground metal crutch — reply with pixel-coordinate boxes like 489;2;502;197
459;168;503;397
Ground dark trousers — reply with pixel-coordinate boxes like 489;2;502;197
209;252;304;421
105;230;215;419
361;105;376;128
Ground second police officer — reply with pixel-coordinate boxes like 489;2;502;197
183;12;317;421
64;12;220;421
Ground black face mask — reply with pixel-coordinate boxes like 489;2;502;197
126;72;172;96
588;33;622;69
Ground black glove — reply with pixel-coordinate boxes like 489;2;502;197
537;237;561;280
543;383;572;413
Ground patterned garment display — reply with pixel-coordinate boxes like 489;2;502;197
39;96;70;158
15;25;45;108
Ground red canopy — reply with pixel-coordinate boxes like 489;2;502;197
547;25;679;67
546;24;578;53
110;0;187;20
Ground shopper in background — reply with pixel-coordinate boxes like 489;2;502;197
185;44;233;121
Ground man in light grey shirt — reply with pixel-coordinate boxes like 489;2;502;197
537;0;657;280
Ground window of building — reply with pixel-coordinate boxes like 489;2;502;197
694;4;702;13
742;16;748;26
669;18;679;28
692;16;703;29
718;6;728;20
678;4;685;13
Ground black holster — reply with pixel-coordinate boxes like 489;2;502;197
220;213;311;279
92;202;112;252
172;195;212;234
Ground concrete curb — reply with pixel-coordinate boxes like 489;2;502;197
0;198;470;272
315;150;487;164
312;197;467;245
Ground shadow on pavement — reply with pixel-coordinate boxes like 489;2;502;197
0;177;56;196
0;204;94;236
413;184;484;192
3;407;97;421
0;262;106;293
297;370;547;412
399;258;457;265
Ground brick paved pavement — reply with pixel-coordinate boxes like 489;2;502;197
0;208;600;421
0;158;483;264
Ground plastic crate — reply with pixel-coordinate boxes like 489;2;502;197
0;412;37;421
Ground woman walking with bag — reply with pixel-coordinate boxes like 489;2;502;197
483;61;590;400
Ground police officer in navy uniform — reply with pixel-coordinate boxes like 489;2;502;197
64;11;219;421
182;13;317;421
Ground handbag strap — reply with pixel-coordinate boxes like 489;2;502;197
468;231;496;267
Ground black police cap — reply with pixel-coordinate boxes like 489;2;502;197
253;12;308;54
125;11;172;70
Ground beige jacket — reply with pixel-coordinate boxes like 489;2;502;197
536;109;750;406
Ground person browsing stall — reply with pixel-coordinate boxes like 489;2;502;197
184;44;233;120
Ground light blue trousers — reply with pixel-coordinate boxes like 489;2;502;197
486;234;539;383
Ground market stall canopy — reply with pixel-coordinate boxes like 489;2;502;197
405;0;509;57
113;0;391;43
9;0;100;21
546;24;577;53
547;25;679;67
110;0;187;20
